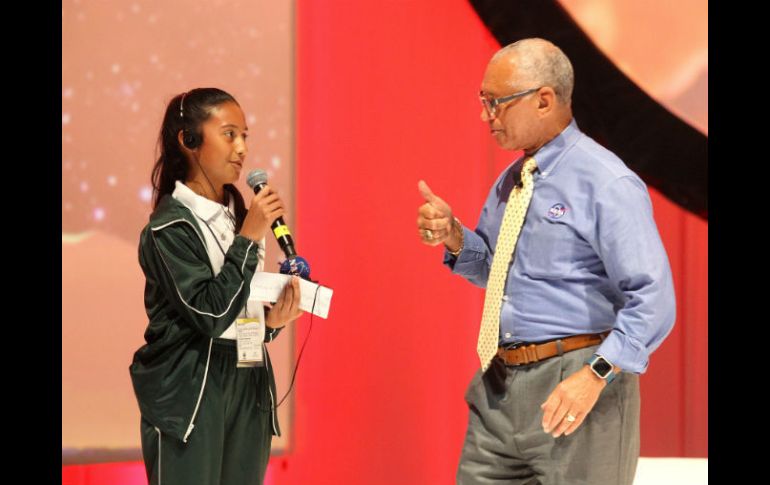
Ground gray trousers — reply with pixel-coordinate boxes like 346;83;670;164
457;345;640;485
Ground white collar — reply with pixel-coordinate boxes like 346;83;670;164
172;180;234;222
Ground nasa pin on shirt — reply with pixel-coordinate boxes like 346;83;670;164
547;203;567;219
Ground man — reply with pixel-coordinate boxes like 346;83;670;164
416;38;675;485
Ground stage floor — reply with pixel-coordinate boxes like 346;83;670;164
634;457;708;485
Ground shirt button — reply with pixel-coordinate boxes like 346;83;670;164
220;233;226;241
504;333;512;339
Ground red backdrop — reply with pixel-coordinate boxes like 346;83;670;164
274;1;707;483
62;0;707;483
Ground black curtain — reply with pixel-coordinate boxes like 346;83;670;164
469;0;707;219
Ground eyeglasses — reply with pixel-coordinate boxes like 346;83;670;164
479;87;541;118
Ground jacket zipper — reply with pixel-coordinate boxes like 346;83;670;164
153;218;256;440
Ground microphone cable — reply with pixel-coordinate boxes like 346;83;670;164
276;281;322;408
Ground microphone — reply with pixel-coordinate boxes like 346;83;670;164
247;169;311;279
247;169;296;258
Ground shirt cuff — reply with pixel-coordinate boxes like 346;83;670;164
444;226;487;270
595;330;650;374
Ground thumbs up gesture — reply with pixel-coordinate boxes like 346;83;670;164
417;180;462;252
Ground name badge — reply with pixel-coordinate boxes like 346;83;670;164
236;317;265;367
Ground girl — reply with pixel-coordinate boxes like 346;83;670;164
130;88;302;485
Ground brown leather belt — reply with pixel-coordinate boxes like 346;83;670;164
496;332;610;366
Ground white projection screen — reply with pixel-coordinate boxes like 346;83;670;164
62;0;296;464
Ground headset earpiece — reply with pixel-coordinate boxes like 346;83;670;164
182;129;201;149
179;91;202;149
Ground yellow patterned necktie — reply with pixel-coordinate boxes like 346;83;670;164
477;157;538;371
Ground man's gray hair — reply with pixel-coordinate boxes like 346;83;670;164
493;38;574;105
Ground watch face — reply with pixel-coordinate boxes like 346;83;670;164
592;357;612;378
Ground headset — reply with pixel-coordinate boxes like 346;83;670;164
179;91;202;149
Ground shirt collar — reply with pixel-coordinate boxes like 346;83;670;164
172;180;233;222
526;118;582;177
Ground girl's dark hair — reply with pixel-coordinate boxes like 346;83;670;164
150;87;247;230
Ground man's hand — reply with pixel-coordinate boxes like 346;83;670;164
417;180;461;251
540;366;607;438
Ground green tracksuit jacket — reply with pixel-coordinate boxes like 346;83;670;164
129;194;282;443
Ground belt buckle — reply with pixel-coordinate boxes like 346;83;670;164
502;342;530;366
504;341;525;351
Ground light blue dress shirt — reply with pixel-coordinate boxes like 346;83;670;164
445;119;676;373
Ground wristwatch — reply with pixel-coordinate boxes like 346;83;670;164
585;354;617;384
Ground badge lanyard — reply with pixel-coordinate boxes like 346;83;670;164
196;209;265;367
